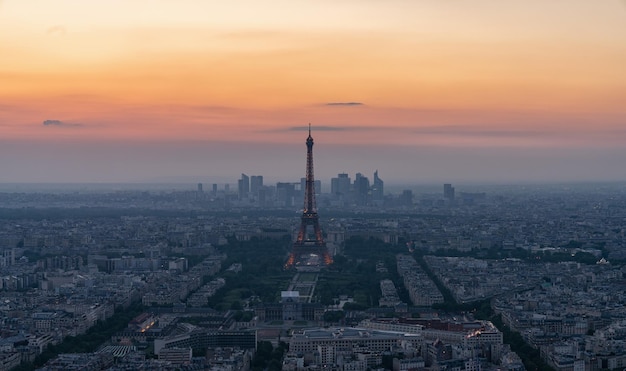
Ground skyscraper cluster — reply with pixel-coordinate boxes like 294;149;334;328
237;174;264;200
330;170;384;206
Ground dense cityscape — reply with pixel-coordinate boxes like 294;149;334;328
2;164;626;370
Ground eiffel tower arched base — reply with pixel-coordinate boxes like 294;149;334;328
286;242;332;269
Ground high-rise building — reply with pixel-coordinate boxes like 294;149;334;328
444;183;455;200
288;125;331;268
238;173;250;199
197;183;203;193
212;183;218;195
354;173;370;205
250;175;263;197
331;173;351;196
330;178;338;195
372;170;384;201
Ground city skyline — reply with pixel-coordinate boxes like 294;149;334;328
1;1;626;183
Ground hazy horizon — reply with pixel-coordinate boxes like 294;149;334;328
1;137;626;185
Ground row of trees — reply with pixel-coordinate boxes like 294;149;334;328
206;236;293;309
491;314;554;371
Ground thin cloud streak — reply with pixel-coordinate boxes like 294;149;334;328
252;122;626;147
325;102;364;106
46;25;67;35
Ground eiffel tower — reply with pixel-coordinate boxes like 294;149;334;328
286;124;332;268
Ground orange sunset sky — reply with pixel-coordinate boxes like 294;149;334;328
1;0;626;184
